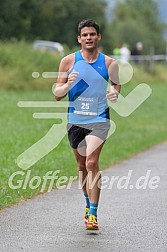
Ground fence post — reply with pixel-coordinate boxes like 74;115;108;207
149;46;155;74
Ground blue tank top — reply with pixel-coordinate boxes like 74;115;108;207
67;51;109;124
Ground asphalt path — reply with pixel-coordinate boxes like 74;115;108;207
0;142;167;252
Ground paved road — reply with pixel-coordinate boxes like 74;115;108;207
0;142;167;252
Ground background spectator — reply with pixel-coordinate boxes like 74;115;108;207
120;44;131;63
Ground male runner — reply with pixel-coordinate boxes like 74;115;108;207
54;19;120;230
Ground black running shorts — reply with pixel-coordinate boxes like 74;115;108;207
67;121;110;149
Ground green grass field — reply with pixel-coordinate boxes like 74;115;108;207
0;81;167;209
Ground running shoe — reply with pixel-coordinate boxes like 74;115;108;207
86;214;99;230
84;207;90;224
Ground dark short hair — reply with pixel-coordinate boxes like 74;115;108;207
78;19;100;35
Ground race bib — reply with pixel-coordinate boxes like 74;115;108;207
74;97;98;116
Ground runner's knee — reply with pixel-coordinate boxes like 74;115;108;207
86;159;98;171
78;163;86;172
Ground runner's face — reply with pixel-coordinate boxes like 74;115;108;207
78;27;101;50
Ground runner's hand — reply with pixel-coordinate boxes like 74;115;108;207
67;71;78;87
106;86;119;103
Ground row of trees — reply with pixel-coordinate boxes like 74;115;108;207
109;0;166;54
0;0;106;46
0;0;166;54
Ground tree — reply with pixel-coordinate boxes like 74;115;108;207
0;0;108;49
109;0;165;53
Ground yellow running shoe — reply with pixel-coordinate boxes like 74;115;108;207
84;207;90;224
86;214;99;230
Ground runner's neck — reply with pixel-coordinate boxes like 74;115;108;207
80;49;99;63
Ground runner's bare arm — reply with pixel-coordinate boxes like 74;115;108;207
105;56;121;103
54;54;77;101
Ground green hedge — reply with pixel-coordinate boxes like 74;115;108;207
0;41;62;89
